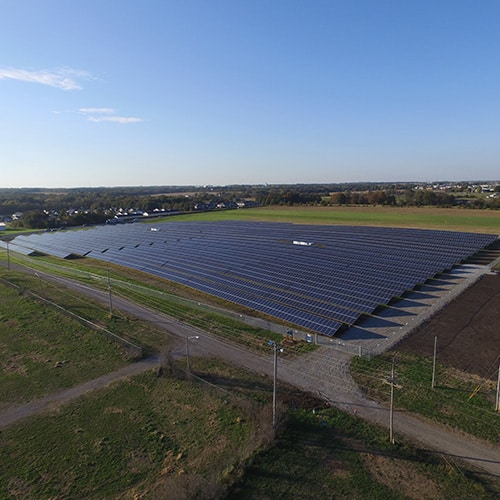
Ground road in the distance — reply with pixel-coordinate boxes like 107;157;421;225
2;264;499;479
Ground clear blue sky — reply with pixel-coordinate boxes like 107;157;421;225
1;0;499;188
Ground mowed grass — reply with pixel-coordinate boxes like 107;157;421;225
161;205;500;233
0;269;171;355
350;353;500;443
0;277;130;408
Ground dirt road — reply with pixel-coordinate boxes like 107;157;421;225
1;265;499;479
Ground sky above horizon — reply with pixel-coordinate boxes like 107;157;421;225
1;0;500;188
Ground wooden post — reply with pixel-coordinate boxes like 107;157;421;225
390;357;395;444
495;364;500;412
431;336;437;388
107;269;113;318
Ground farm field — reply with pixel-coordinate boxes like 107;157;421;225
167;205;500;233
396;272;500;379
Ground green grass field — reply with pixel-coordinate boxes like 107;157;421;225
165;205;500;233
350;353;500;443
0;277;130;407
0;369;263;499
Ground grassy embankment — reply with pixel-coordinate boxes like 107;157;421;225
0;257;306;355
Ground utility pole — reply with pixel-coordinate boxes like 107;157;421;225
107;269;113;318
390;357;395;444
431;336;437;389
186;335;200;375
496;364;500;412
6;240;10;272
383;358;401;444
269;340;283;435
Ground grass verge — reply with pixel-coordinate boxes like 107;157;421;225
350;352;499;443
0;276;131;407
157;205;500;233
1;254;315;355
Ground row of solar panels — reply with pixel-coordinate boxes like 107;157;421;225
3;221;497;336
9;221;492;263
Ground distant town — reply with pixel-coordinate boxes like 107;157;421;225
1;180;499;231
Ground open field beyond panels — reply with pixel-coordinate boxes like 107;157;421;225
165;205;500;234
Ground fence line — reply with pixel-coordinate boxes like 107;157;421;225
0;275;143;359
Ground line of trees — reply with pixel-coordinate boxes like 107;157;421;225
2;182;500;230
330;189;457;207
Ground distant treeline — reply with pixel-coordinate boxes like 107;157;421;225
1;182;499;229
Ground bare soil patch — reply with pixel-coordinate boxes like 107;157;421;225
395;273;500;379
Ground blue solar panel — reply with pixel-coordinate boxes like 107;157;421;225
9;220;497;336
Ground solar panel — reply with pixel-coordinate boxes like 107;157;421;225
9;220;497;336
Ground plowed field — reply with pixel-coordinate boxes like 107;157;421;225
395;272;500;379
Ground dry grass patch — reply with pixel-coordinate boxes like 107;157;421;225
362;452;441;499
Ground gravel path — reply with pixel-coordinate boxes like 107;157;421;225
0;356;159;429
1;264;499;479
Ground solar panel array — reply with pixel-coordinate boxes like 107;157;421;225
6;221;498;336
